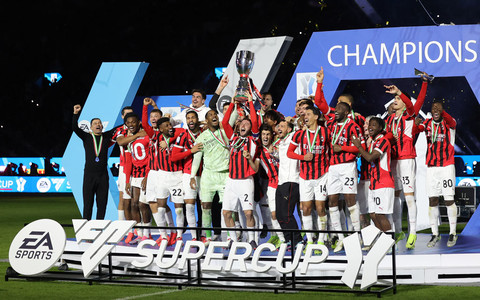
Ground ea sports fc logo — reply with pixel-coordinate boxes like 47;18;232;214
9;219;66;275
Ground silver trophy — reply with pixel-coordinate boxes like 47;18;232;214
414;68;434;82
235;50;255;103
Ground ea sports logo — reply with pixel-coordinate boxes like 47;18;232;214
9;219;66;275
36;178;51;193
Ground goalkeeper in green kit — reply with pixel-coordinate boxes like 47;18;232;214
190;108;237;245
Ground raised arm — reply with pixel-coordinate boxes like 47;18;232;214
222;101;236;139
385;85;414;116
442;110;457;129
247;94;259;135
314;67;332;115
142;98;155;137
209;75;229;111
413;80;428;115
72;105;88;139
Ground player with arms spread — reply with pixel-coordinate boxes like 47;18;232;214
384;75;428;249
417;101;458;247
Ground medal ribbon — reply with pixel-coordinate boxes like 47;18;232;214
162;134;171;153
177;102;200;112
273;131;293;149
306;127;320;152
91;133;103;160
208;129;228;149
432;121;441;143
331;120;348;146
392;108;406;137
187;129;198;143
232;137;246;149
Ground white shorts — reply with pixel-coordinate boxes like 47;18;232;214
131;177;148;204
426;165;455;198
266;186;277;212
299;173;328;202
146;170;183;204
368;187;394;214
328;162;358;195
183;173;199;200
392;159;416;193
357;180;370;215
117;166;131;200
223;176;255;212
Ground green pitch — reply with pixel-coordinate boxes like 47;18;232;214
0;195;478;299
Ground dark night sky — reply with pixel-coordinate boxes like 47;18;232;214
1;0;479;157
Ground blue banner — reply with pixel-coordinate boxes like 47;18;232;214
62;62;148;220
279;25;480;116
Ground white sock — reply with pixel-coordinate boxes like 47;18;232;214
152;212;160;227
228;229;238;242
447;203;457;235
271;218;285;241
329;206;344;240
429;206;439;236
247;227;255;243
157;207;167;237
186;204;197;239
348;203;361;231
317;215;327;243
252;210;259;243
221;211;227;240
393;197;403;233
166;209;174;235
118;210;125;221
303;214;313;242
387;214;394;231
405;195;417;234
175;207;184;236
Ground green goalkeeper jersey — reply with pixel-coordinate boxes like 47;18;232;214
192;128;230;174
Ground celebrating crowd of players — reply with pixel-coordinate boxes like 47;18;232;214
77;68;458;252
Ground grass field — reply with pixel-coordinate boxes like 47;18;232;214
1;194;478;299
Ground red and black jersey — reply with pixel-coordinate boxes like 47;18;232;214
327;118;364;165
259;147;279;188
368;135;394;190
128;135;150;178
228;136;258;179
290;126;330;180
157;131;184;172
172;129;203;175
148;131;161;171
111;125;128;166
386;110;417;160
359;156;370;181
419;113;456;167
